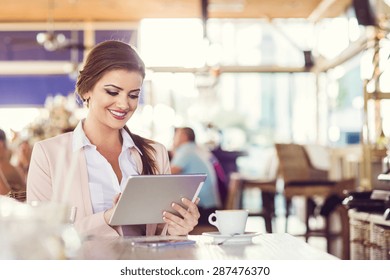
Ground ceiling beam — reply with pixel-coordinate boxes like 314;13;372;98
148;65;308;74
308;0;337;23
0;0;353;22
0;61;309;76
0;61;76;75
0;22;139;31
312;33;373;73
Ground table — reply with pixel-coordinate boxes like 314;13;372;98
75;233;338;260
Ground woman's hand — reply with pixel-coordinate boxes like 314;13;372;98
163;197;200;235
103;192;121;224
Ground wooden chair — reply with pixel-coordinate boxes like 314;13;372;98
274;143;355;254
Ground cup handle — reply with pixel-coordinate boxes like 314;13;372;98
208;213;218;227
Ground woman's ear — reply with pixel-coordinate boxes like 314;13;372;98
83;91;91;101
82;92;92;107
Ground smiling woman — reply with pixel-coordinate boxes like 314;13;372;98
26;40;201;238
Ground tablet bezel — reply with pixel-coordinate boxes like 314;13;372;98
108;174;206;226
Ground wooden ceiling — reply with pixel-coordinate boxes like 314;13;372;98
0;0;352;23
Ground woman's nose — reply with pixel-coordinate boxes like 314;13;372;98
116;95;130;110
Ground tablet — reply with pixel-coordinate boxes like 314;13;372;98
108;174;206;226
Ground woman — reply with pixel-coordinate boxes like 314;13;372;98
15;140;32;183
27;40;200;237
0;168;11;195
0;128;25;194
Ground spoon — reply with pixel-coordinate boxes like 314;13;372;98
217;233;240;245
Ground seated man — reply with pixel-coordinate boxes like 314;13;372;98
170;127;222;224
0;129;25;193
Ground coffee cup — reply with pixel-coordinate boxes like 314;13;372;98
208;209;249;235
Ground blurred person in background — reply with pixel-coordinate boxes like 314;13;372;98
0;128;25;193
170;127;223;225
27;40;200;237
0;169;11;195
15;140;32;182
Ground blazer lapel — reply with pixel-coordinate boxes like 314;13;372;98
77;148;93;216
130;147;143;174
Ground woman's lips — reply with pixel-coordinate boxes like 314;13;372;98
109;109;127;120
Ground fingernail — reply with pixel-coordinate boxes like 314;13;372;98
172;203;175;207
163;211;167;216
181;198;186;202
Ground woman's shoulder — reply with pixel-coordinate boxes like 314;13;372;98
149;140;167;151
33;132;73;149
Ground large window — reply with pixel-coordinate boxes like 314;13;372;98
0;17;368;166
139;19;318;151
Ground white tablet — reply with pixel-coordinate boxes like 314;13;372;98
108;174;206;226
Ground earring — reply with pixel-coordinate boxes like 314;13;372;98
83;98;90;107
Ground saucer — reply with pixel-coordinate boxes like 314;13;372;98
202;232;261;244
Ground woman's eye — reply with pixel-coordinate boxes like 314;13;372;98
129;95;139;99
105;90;118;96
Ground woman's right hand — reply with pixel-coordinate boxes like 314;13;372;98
103;192;121;224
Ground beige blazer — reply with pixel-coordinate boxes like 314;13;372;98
26;132;171;237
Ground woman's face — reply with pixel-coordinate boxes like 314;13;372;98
84;69;143;131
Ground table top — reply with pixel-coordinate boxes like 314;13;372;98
75;233;338;260
349;209;390;226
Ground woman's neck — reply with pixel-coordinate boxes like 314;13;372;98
83;118;122;148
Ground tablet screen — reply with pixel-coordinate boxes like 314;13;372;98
108;174;206;226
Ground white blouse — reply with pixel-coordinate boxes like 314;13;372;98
72;121;140;213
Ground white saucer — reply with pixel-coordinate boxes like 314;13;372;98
202;232;261;244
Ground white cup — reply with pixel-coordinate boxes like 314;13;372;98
208;210;249;235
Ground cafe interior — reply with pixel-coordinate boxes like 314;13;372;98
1;0;390;261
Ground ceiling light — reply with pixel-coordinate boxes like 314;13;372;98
36;32;67;51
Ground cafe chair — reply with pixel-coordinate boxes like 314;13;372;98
275;143;355;256
211;155;229;209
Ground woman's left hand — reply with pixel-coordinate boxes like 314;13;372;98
163;197;200;235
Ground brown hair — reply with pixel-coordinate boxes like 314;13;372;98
123;126;157;175
76;40;145;100
76;40;157;175
177;127;196;142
